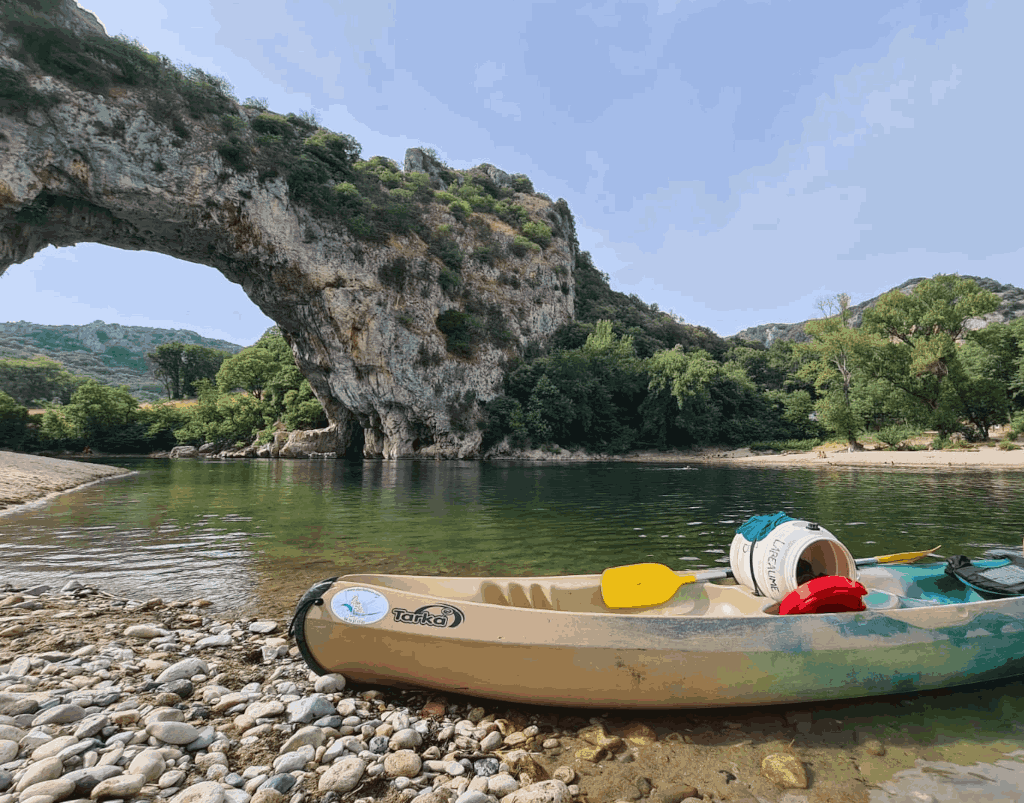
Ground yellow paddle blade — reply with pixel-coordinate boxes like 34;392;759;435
872;545;942;565
601;563;699;609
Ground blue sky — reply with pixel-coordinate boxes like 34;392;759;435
2;0;1021;346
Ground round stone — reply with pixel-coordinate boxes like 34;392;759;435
147;721;202;745
31;734;78;759
19;777;77;801
455;791;491;803
90;772;147;799
156;658;209;683
161;679;195;699
368;735;389;754
279;725;325;753
32;703;88;726
0;740;18;763
273;746;314;773
313;673;346;694
196;632;234;647
318;756;367;793
129;748;167;782
388;727;423;750
169;780;227;803
246;700;285;719
15;756;64;792
123;623;170;638
479;731;503;752
487;773;520;797
383;749;422;778
259;774;297;794
473;758;500;777
286;694;336;724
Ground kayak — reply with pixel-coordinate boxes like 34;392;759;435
289;560;1024;709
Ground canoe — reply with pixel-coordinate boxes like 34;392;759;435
289;560;1024;709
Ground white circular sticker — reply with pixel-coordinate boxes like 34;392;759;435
330;587;390;625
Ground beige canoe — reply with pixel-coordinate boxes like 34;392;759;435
290;564;1024;709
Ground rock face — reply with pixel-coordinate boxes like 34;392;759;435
0;0;576;458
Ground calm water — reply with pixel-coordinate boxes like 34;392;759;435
2;457;1022;619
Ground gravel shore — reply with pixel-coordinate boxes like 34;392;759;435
0;452;132;516
4;580;1024;803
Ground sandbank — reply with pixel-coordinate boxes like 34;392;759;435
624;442;1024;469
0;449;133;515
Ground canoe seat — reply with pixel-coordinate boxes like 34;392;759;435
479;582;555;609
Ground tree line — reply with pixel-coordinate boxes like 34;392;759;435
0;328;326;453
1;273;1021;457
480;270;1024;454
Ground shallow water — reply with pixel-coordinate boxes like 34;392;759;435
2;457;1022;618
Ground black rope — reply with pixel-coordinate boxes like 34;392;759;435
289;576;338;676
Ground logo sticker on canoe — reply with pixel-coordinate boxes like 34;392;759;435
331;587;390;625
391;604;465;628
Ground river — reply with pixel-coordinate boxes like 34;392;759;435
3;457;1023;619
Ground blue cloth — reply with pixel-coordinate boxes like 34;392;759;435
736;512;795;543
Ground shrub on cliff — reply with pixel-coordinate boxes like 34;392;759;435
521;221;552;249
447;198;472;223
436;310;482;359
510;174;535;194
510;236;540;257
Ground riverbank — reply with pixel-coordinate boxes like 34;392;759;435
621;441;1024;470
0;451;133;516
4;579;1024;803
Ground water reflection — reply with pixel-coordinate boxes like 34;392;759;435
1;458;1022;619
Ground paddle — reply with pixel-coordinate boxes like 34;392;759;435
601;545;942;609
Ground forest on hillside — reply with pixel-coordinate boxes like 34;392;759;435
1;266;1022;456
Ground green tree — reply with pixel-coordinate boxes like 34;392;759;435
64;380;140;448
148;342;232;399
147;342;185;399
799;293;874;449
497;321;645;452
181;344;230;397
217;347;277;399
643;347;724;447
0;356;86;405
964;317;1024;412
0;390;29;449
861;275;1000;437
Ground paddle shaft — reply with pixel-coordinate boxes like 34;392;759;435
687;546;942;583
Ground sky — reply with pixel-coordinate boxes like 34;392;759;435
2;0;1022;346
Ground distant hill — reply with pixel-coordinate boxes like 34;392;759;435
0;320;244;401
733;276;1024;347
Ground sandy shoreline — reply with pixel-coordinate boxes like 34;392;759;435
622;442;1024;470
0;450;134;516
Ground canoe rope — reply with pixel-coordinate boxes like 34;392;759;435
736;511;794;542
289;576;338;676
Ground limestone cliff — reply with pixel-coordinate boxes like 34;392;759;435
0;0;577;458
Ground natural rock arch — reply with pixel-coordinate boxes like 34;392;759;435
0;0;577;458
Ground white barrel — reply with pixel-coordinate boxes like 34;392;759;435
729;520;858;601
